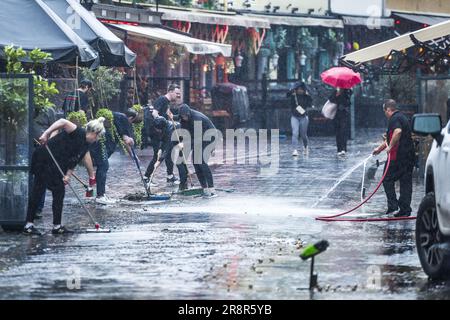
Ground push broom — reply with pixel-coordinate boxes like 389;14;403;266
130;147;171;201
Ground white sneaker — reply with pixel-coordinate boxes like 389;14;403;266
292;149;299;157
146;181;158;188
96;195;116;205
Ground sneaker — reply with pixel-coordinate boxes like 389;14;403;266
167;175;180;185
178;183;188;191
385;207;398;215
23;225;42;236
51;226;74;235
304;147;309;156
292;149;299;157
203;192;218;198
95;195;117;205
146;181;158;188
394;211;411;217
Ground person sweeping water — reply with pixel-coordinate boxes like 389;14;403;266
23;118;105;235
178;104;218;198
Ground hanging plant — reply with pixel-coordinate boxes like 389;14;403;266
96;108;127;154
274;27;287;50
131;104;143;148
296;28;317;56
67;111;87;127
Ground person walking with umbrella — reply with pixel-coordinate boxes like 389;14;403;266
321;67;361;157
329;87;352;156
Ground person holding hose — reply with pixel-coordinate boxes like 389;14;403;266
23;118;105;235
373;99;415;217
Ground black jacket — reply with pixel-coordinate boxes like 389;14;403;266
152;120;180;162
287;91;312;117
179;104;216;136
329;89;352;114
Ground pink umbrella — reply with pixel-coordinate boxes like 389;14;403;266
321;67;362;89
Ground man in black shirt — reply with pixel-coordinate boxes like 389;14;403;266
152;84;182;183
373;99;415;217
62;79;93;119
23;118;104;235
153;83;181;121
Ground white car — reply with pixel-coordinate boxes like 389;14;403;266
412;113;450;279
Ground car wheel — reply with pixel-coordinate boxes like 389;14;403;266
416;192;450;279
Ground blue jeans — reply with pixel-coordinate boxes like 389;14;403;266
291;115;309;149
89;143;110;198
95;159;109;197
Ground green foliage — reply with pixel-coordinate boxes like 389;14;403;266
4;45;26;74
96;108;127;154
131;104;143;148
3;45;59;117
296;28;315;54
67;111;87;127
81;66;124;112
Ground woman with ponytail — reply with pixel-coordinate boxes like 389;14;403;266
23;118;105;235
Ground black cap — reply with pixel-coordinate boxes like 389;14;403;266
294;82;306;91
80;79;93;89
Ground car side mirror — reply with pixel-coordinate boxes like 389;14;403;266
412;113;443;146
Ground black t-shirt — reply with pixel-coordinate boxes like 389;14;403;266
32;127;89;176
387;110;415;163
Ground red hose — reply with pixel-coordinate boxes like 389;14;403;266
315;152;416;222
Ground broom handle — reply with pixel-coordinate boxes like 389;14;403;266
170;118;194;187
131;147;151;198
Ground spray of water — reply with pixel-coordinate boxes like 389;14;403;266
312;154;373;208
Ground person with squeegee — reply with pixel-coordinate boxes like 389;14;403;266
144;116;189;192
23;118;105;235
89;108;142;205
178;104;218;198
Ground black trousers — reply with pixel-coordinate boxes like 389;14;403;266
192;146;214;189
144;144;174;178
334;112;349;152
382;160;413;213
144;143;188;186
26;171;65;225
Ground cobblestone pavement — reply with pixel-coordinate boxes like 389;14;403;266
1;129;449;299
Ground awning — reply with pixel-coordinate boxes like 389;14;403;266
341;19;450;65
43;0;136;67
244;13;343;29
393;12;450;26
110;24;232;57
159;8;270;29
341;15;394;27
0;0;98;67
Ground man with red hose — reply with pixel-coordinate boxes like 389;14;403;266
373;100;415;217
